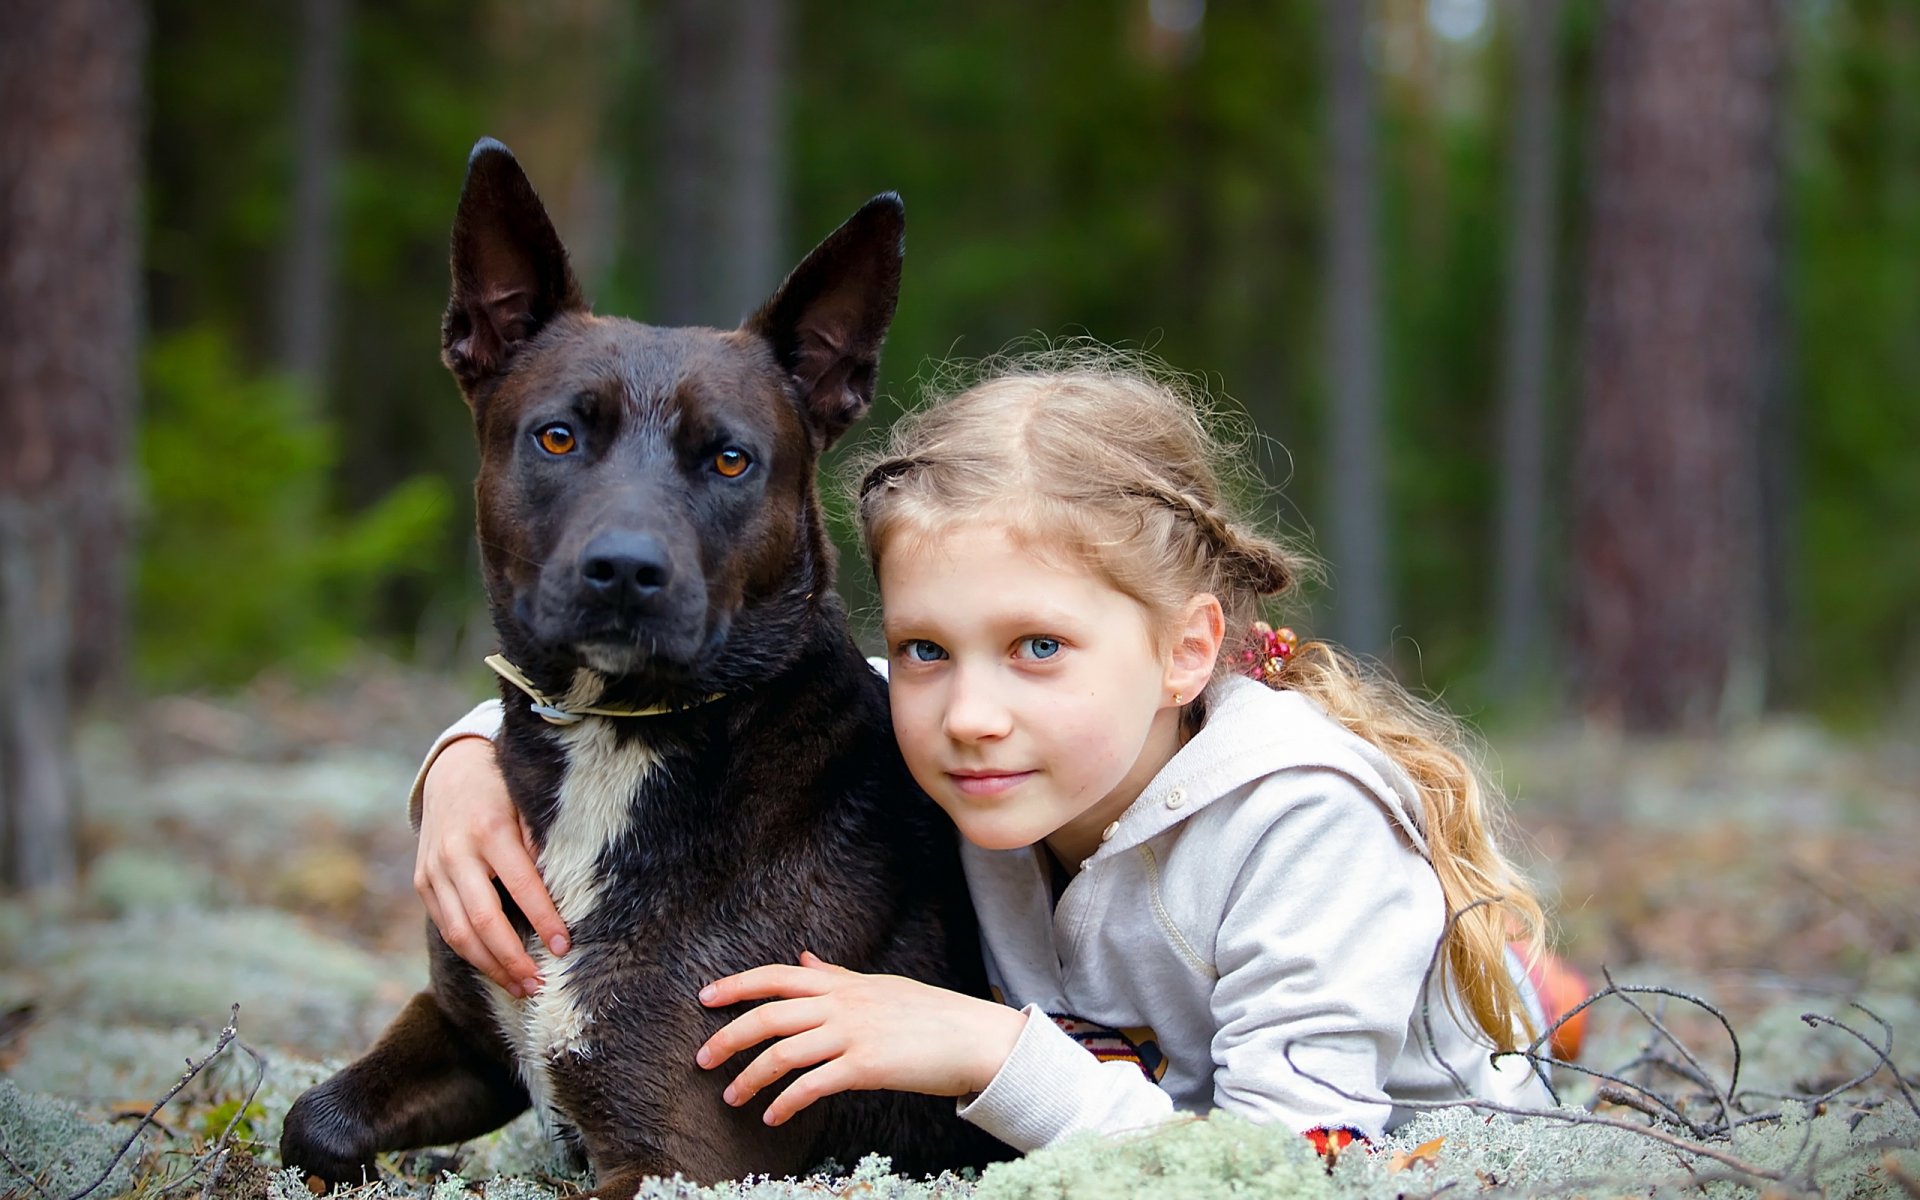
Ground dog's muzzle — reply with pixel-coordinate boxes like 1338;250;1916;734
519;527;715;673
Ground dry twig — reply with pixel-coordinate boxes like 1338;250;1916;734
147;1030;270;1199
1800;1006;1920;1119
1281;1041;1791;1183
58;1004;244;1200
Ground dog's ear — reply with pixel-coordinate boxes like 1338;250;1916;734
745;194;904;450
442;138;586;397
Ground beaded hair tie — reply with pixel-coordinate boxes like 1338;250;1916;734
1239;621;1298;687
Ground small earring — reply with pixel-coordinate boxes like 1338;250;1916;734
1173;692;1184;705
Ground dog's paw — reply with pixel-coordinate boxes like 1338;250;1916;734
280;1083;380;1190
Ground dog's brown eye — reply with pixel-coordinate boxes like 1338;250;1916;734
714;448;751;478
538;424;577;455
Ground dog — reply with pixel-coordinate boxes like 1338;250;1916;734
279;138;1003;1194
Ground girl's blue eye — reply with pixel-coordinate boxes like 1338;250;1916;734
903;640;948;663
1018;636;1061;660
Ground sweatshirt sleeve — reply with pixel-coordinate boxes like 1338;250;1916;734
956;1006;1176;1150
1205;775;1445;1140
405;699;505;830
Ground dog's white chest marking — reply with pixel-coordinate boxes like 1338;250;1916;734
487;708;660;1127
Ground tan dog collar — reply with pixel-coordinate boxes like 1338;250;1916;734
485;654;724;725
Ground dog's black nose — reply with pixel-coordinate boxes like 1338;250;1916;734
580;531;672;604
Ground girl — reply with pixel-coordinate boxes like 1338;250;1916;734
412;352;1562;1153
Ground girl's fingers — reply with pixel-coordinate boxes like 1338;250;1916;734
699;998;826;1069
430;872;519;994
796;950;853;973
764;1060;862;1126
450;862;543;994
700;963;833;1007
721;1027;844;1110
491;832;570;957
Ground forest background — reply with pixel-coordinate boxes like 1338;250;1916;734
2;1;1919;1195
8;0;1920;759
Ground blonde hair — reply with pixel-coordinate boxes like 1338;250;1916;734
855;346;1545;1051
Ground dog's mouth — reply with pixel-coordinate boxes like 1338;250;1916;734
508;589;719;677
549;609;734;682
572;632;700;679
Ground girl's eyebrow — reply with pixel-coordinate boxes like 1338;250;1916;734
883;607;1084;640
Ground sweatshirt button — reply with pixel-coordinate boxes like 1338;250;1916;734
1100;821;1119;842
1166;788;1187;809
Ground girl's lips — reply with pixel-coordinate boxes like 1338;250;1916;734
947;770;1036;797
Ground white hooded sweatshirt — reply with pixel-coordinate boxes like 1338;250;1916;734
950;675;1549;1150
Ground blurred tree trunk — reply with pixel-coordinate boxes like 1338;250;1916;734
276;0;346;392
1754;16;1792;712
0;0;145;891
1490;0;1563;696
655;0;787;326
1322;0;1389;657
1572;0;1781;731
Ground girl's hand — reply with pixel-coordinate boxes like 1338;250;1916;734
695;951;1027;1126
413;735;569;998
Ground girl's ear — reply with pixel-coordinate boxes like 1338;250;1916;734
1165;593;1226;704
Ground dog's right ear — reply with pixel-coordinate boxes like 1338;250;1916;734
442;138;586;398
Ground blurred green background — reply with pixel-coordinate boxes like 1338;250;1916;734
9;0;1919;738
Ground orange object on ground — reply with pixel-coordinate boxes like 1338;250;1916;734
1524;950;1592;1061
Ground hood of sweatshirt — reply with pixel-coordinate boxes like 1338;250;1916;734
1073;675;1433;869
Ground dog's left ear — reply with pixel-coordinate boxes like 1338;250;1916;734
745;194;904;451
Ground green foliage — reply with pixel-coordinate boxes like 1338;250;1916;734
134;3;1920;710
201;1096;269;1145
0;1077;150;1198
783;1;1325;637
1790;0;1920;717
632;1154;973;1200
136;326;451;687
976;1113;1332;1200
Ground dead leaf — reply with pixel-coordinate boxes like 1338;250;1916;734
1389;1136;1446;1171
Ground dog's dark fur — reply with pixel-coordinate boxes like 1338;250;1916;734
279;139;1002;1194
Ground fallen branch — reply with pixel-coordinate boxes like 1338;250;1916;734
1800;1006;1920;1120
1599;969;1741;1127
60;1004;244;1200
147;1031;269;1199
1281;1042;1789;1183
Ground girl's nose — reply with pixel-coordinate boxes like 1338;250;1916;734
942;668;1012;742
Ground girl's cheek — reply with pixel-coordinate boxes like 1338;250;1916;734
889;702;944;786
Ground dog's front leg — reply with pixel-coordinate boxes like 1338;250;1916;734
280;989;530;1187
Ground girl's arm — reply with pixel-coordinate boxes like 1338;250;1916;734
954;1004;1180;1149
695;952;1026;1124
409;700;570;998
698;957;1178;1146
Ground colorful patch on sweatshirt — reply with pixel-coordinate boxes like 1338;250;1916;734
1050;1014;1167;1082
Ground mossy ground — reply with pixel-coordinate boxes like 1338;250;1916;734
3;672;1915;1198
